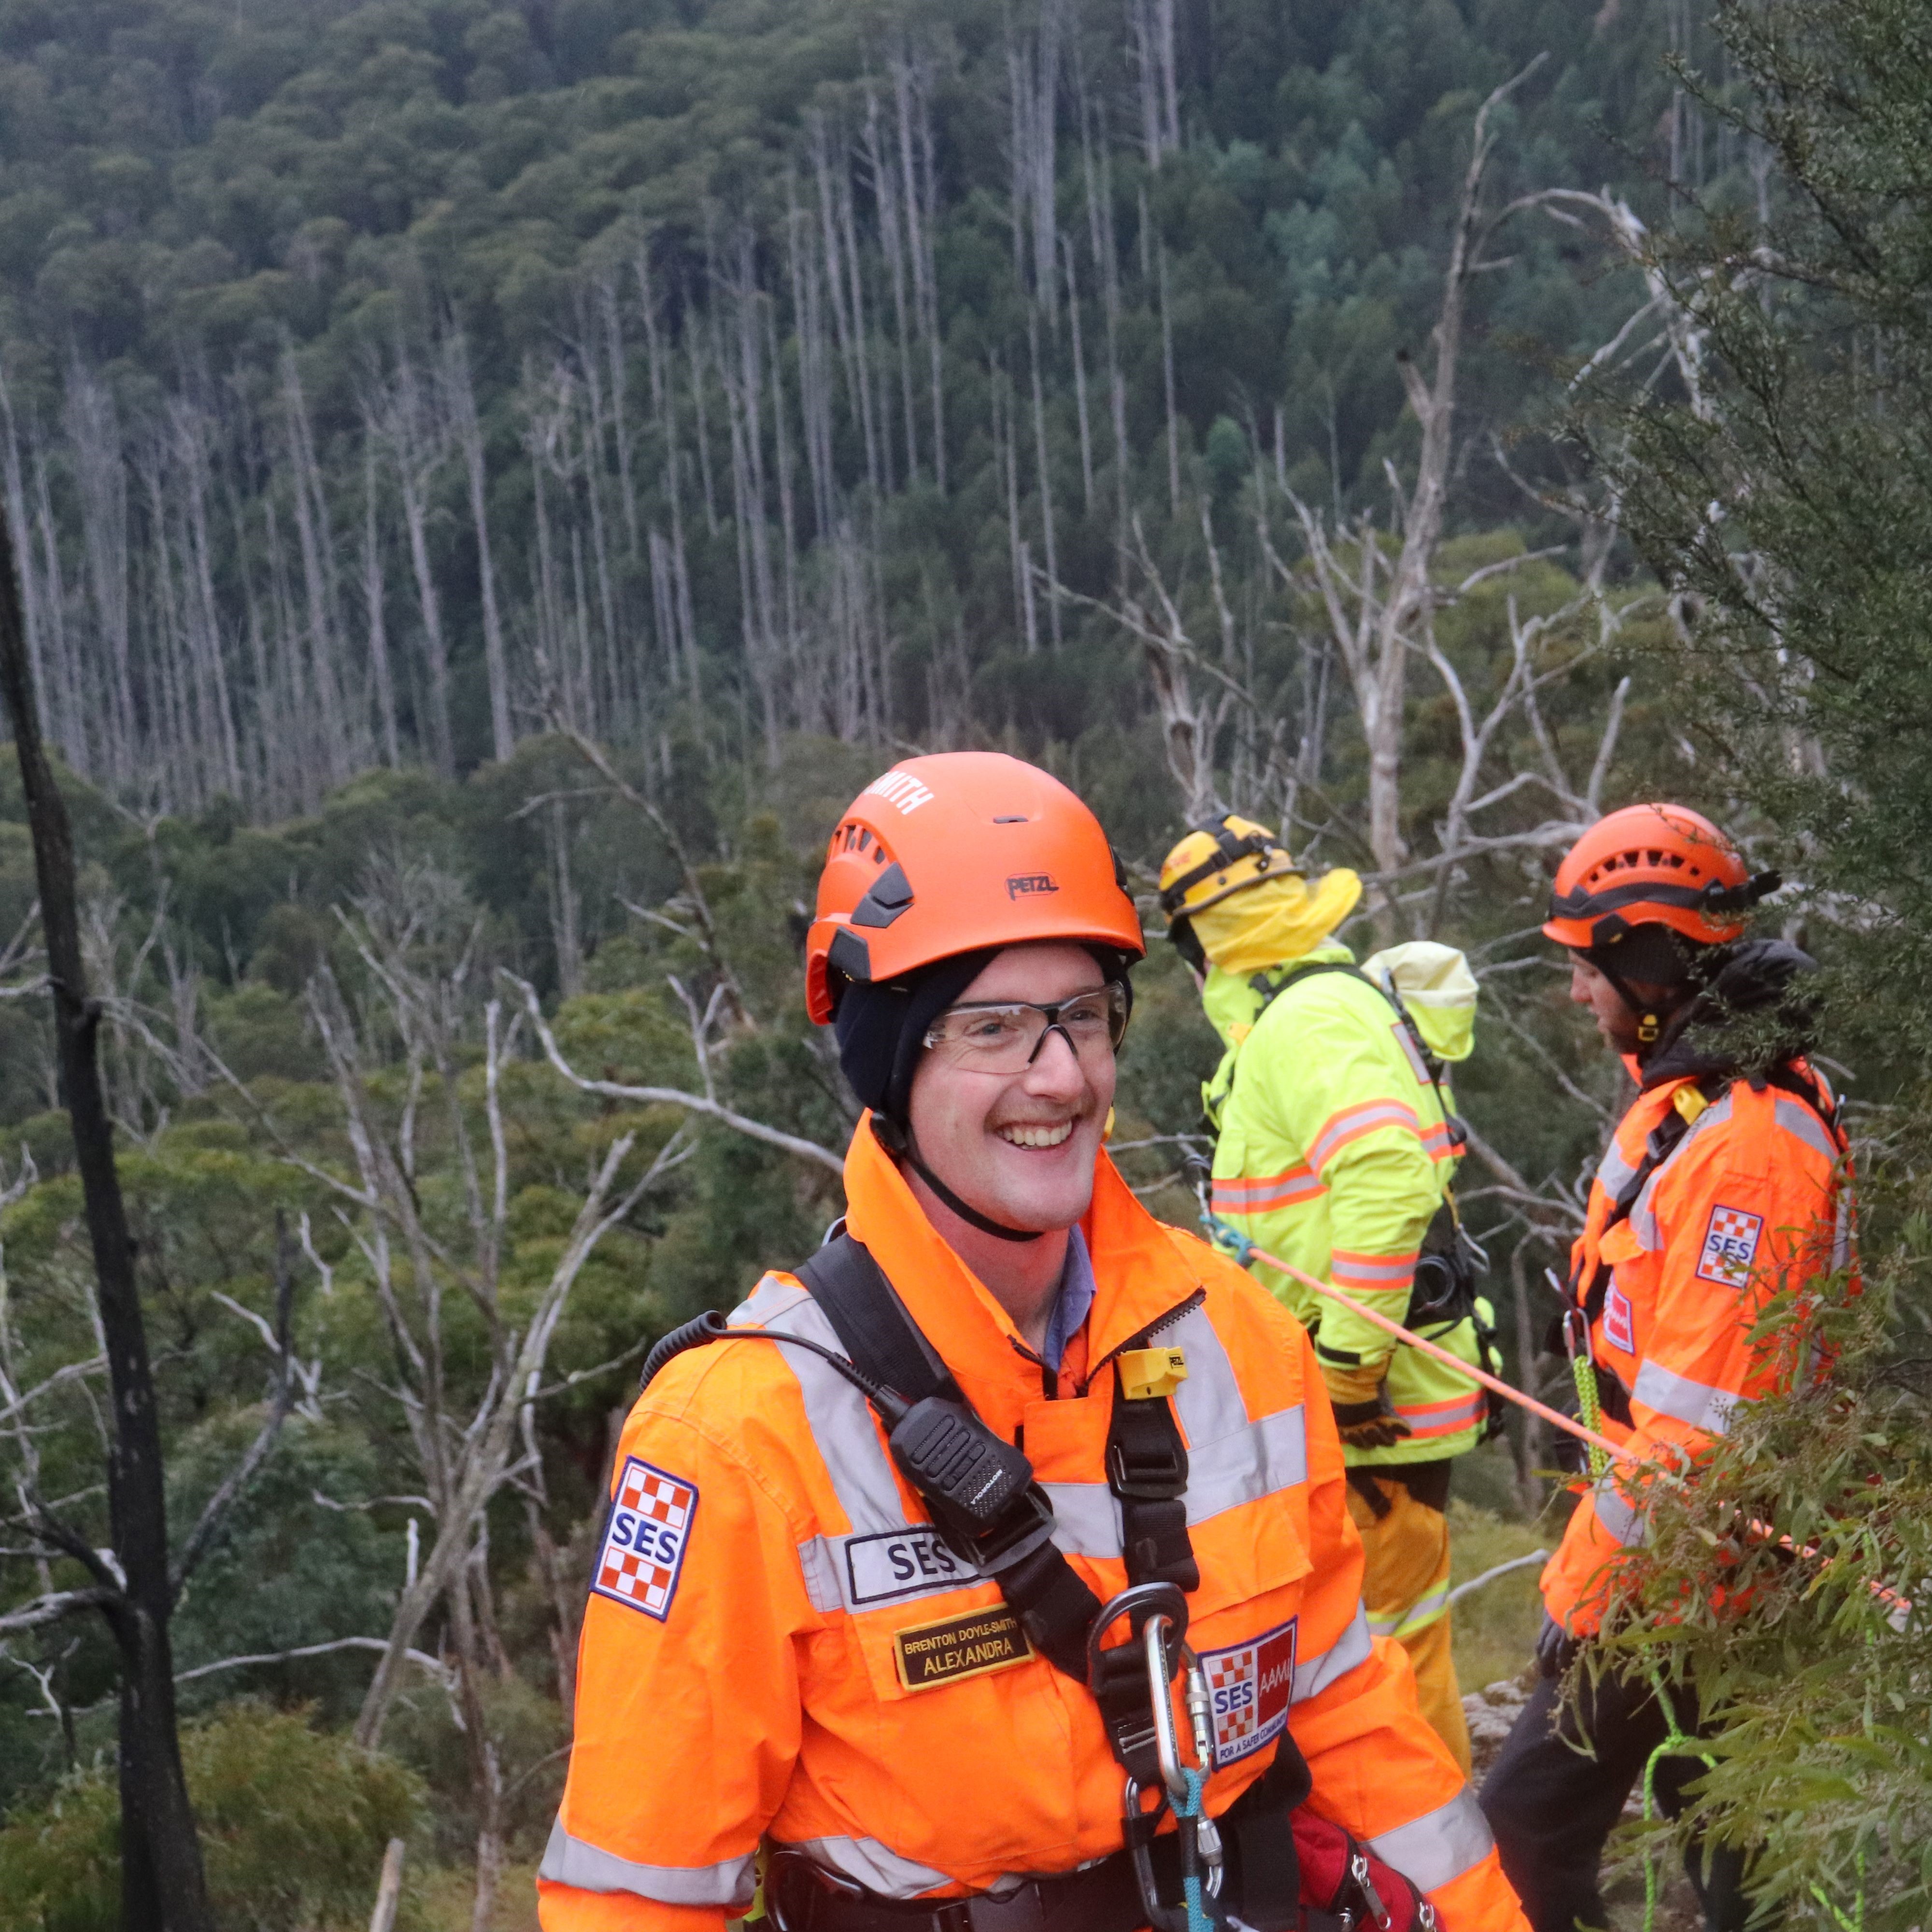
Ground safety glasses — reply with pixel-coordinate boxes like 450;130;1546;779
921;979;1130;1073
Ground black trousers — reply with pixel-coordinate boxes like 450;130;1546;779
1479;1665;1756;1932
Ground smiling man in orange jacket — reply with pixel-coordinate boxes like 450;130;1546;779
537;753;1527;1932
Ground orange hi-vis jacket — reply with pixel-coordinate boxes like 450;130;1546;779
1541;1060;1850;1639
539;1123;1526;1932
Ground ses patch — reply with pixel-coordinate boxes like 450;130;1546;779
592;1457;697;1621
845;1528;971;1607
1696;1206;1765;1287
1199;1619;1297;1765
1603;1284;1635;1355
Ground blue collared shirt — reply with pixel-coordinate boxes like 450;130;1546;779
1039;1226;1097;1373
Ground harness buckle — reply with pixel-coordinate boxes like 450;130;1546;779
1106;1433;1188;1501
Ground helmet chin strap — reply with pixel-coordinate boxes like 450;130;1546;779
1597;962;1675;1056
872;1116;1045;1243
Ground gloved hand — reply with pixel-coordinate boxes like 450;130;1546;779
1534;1613;1581;1680
1327;1380;1414;1450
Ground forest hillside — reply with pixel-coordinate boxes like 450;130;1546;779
3;0;1918;1927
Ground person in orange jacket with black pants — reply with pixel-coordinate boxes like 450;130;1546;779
1481;805;1852;1932
538;753;1528;1932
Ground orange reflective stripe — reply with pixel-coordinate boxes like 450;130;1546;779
1419;1122;1458;1164
1211;1165;1324;1215
1309;1098;1421;1170
1330;1249;1419;1291
1394;1390;1486;1439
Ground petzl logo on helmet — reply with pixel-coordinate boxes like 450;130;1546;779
866;771;935;815
1006;873;1058;899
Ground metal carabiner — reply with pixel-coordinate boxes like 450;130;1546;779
1086;1580;1190;1691
1145;1612;1190;1804
1561;1303;1592;1366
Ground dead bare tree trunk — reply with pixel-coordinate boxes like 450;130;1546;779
1266;57;1549;928
444;327;515;763
0;479;215;1932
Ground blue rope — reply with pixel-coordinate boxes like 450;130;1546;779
1175;1766;1215;1932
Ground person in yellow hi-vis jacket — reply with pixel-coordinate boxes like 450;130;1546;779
1160;816;1499;1770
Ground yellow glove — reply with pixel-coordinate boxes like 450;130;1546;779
1322;1361;1412;1450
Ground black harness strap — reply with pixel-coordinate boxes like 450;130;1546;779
1251;959;1468;1151
1107;1359;1200;1593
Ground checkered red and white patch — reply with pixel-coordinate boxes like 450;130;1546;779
1696;1205;1764;1287
1199;1619;1297;1765
591;1456;698;1621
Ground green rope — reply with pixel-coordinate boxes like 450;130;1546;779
1639;1669;1717;1932
1809;1845;1867;1932
1571;1352;1610;1481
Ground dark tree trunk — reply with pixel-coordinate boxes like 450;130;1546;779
0;483;213;1932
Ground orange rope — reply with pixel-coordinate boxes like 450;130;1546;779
1226;1230;1913;1623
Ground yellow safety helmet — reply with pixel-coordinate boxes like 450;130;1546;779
1158;815;1300;924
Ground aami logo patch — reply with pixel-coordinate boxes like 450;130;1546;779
844;1528;971;1607
1200;1619;1297;1765
1696;1205;1765;1286
1006;873;1058;899
1602;1284;1635;1354
591;1457;697;1621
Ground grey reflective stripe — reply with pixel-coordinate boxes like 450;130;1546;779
1189;1406;1307;1521
1630;1093;1733;1248
1591;1475;1648;1548
745;1283;909;1540
1376;1579;1451;1640
1632;1360;1737;1435
538;1818;758;1908
797;1535;842;1613
1293;1602;1373;1702
732;1274;952;1613
1040;1479;1119;1558
1367;1787;1495;1896
796;1834;958;1898
1045;1313;1309;1558
1169;1308;1309;1523
731;1271;808;1328
1774;1096;1840;1166
1596;1140;1641;1197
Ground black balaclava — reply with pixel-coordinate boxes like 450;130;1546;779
831;946;1130;1242
1580;923;1705;1061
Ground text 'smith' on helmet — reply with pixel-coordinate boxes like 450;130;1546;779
804;753;1146;1025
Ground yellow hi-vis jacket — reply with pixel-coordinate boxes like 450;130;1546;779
1203;948;1491;1467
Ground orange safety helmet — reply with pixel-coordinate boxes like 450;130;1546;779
1543;804;1779;953
804;753;1145;1025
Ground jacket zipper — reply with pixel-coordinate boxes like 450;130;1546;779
1077;1286;1206;1396
1003;1286;1208;1395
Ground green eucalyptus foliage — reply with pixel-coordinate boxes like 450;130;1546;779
1575;1;1932;1921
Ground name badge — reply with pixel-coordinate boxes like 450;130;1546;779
893;1605;1034;1691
